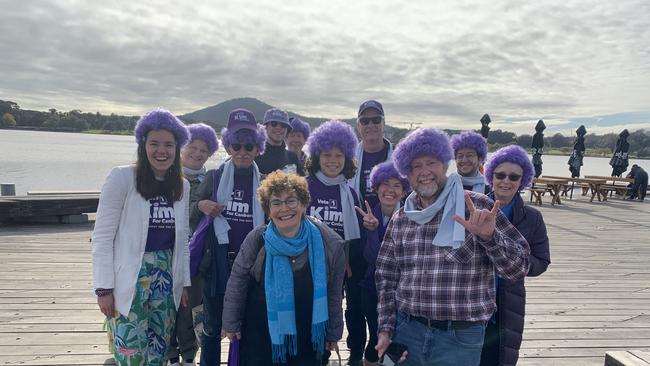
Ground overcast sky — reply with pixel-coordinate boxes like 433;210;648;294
2;0;649;135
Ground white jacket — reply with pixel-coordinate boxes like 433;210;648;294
92;165;191;317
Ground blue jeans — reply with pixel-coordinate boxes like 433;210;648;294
392;312;486;366
200;290;224;366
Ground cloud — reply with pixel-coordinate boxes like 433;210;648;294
1;0;649;134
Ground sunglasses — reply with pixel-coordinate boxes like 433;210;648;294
231;143;255;152
268;121;287;128
358;116;384;125
493;172;522;181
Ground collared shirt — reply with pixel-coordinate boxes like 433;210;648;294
375;191;530;336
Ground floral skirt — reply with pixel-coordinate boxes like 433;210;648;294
108;249;176;366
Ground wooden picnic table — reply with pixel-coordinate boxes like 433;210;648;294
533;177;569;205
539;176;611;202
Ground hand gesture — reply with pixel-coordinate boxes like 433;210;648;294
453;192;500;241
355;200;379;231
198;199;225;217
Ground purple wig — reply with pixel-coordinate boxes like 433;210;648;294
289;117;311;140
393;128;453;177
450;131;488;160
221;123;267;155
484;145;535;190
307;120;358;159
134;108;190;147
369;160;410;191
187;123;219;155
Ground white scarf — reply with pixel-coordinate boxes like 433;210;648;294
460;172;486;193
213;160;265;244
403;173;466;249
315;171;361;240
350;139;393;196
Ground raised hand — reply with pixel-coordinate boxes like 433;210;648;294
453;192;500;241
355;200;379;231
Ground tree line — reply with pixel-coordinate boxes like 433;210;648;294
2;100;649;157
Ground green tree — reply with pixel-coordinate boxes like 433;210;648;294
1;113;16;127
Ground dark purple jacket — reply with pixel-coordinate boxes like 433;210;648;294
488;193;550;366
359;203;389;294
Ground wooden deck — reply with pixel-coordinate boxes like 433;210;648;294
0;197;648;365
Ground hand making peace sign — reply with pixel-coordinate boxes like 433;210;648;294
453;192;501;241
355;200;380;231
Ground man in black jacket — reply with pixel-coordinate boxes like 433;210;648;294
255;108;305;177
626;164;648;201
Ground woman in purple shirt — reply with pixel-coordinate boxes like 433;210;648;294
305;120;366;365
356;160;409;365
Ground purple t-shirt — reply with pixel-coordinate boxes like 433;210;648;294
360;150;386;208
145;196;176;252
219;168;256;253
307;175;360;239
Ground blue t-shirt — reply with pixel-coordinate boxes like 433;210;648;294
360;150;387;208
307;175;360;239
219;167;256;253
145;196;176;252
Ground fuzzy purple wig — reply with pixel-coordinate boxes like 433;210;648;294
393;128;453;177
450;131;488;160
187;123;219;155
484;145;535;190
134;108;190;147
369;160;410;191
221;123;267;155
307;120;358;159
289;117;311;140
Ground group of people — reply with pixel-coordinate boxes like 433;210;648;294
92;100;551;366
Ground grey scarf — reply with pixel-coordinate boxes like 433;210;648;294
460;173;486;193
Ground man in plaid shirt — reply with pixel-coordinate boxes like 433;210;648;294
375;128;530;366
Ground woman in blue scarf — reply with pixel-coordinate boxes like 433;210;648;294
222;171;346;365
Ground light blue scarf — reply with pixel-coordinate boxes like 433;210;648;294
460;172;486;193
404;173;466;249
263;219;328;364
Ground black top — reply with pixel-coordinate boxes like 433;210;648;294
240;252;319;366
255;142;306;176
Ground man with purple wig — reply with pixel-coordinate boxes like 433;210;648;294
255;108;305;176
350;100;394;210
450;131;491;194
375;128;530;366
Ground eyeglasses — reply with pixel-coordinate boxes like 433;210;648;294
493;172;522;181
270;196;300;209
231;143;255;152
358;116;384;125
456;152;478;161
268;121;287;128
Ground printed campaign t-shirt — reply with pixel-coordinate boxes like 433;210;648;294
145;196;176;252
220;167;256;253
359;149;387;208
307;175;359;239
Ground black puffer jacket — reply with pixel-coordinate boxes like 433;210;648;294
490;193;551;366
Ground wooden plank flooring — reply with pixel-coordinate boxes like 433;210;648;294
0;196;648;365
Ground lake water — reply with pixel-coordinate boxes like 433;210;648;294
1;129;648;195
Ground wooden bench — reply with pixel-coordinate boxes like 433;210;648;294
605;350;650;365
528;186;547;206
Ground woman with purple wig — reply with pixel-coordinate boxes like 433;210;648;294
188;108;267;366
167;123;219;366
92;108;191;366
355;160;409;365
305;120;365;365
286;117;311;168
480;145;551;366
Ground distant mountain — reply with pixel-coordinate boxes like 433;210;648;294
180;97;339;129
179;97;411;142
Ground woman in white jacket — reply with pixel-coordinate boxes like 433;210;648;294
92;108;192;366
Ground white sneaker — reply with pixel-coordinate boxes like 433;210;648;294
169;362;181;366
182;362;196;366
